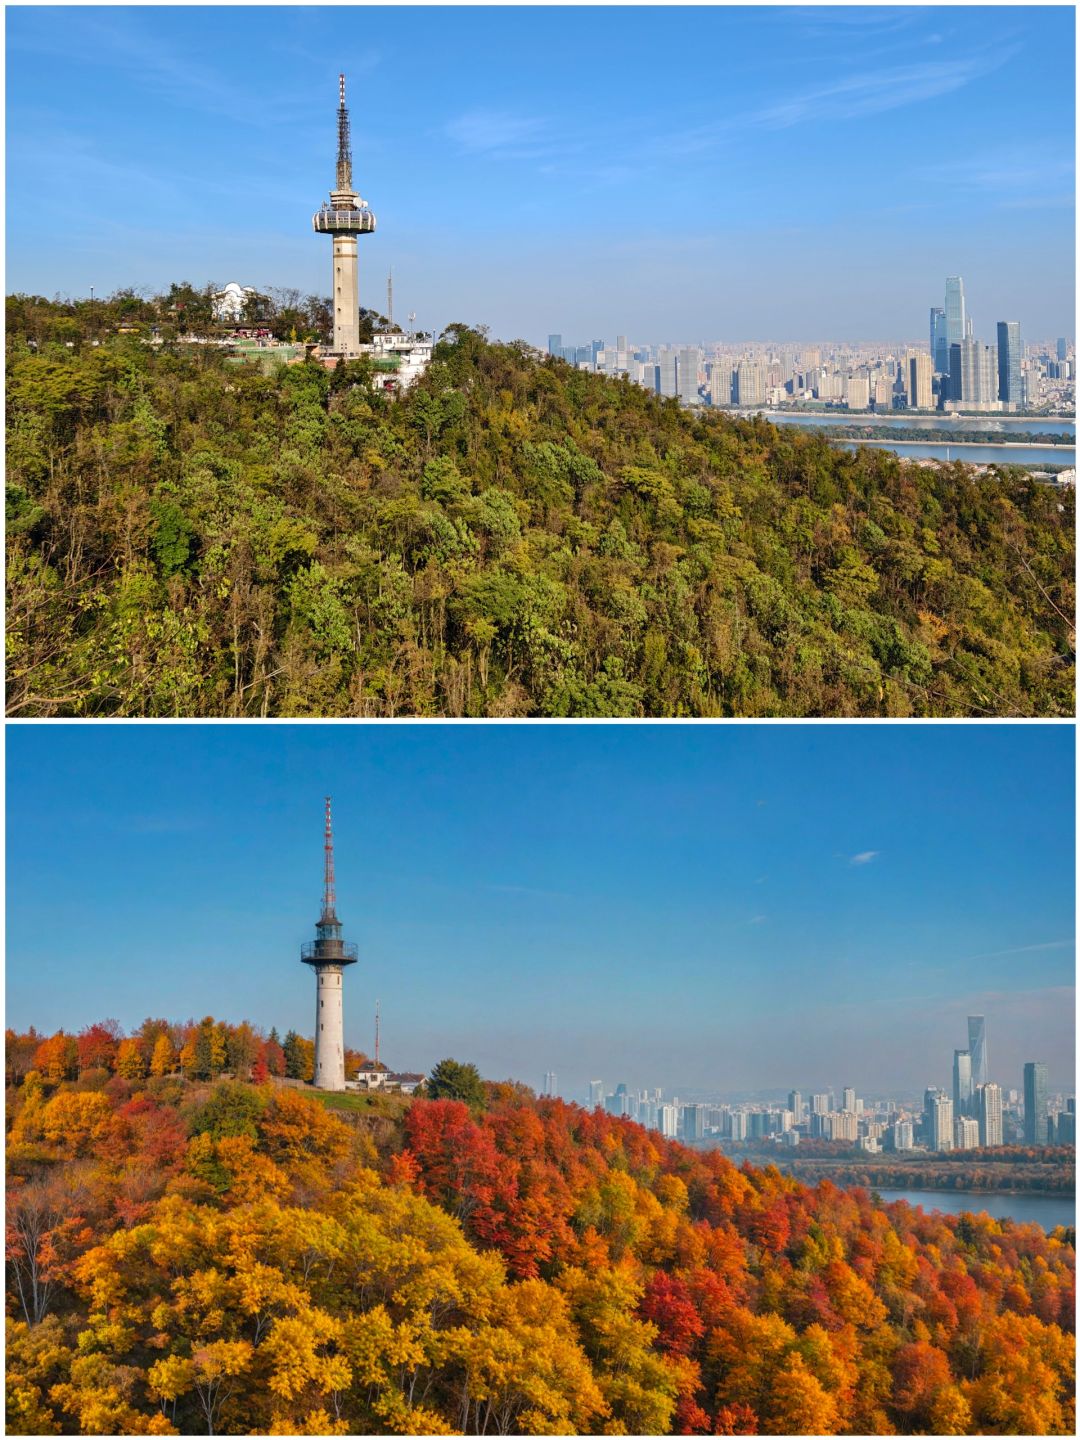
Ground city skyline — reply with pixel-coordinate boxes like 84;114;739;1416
6;723;1074;1095
6;5;1075;341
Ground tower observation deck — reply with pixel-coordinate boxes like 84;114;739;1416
312;74;376;358
301;797;357;1091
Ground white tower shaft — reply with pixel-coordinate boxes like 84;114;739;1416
314;965;346;1090
333;234;360;357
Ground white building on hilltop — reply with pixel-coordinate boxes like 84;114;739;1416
212;281;257;324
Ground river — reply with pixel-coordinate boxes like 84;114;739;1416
836;439;1075;468
874;1188;1074;1231
752;410;1076;469
761;411;1075;438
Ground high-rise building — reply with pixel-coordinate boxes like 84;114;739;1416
842;1086;856;1113
954;1116;980;1150
659;350;678;398
729;1109;748;1141
952;338;999;408
967;1015;989;1090
542;1072;557;1097
930;1093;954;1151
1024;1062;1049;1144
658;1103;678;1138
908;351;934;410
678;347;701;403
996;325;1021;410
301;797;358;1091
736;359;766;408
588;1080;604;1110
930;306;947;373
979;1082;1003;1148
709;359;733;406
889;1121;914;1152
788;1090;804;1124
313;76;377;358
547;334;563;356
846;376;870;409
953;1049;973;1116
828;1110;858;1142
811;1093;829;1115
1056;337;1068;361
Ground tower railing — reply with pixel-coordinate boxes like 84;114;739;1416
301;940;359;964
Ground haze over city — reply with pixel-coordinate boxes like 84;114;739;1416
6;5;1075;342
6;724;1074;1098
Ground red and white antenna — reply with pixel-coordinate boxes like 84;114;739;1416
374;999;381;1066
322;795;337;920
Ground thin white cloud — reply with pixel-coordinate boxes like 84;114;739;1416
849;851;879;866
445;110;548;155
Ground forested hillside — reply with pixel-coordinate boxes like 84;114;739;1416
6;1018;1076;1436
7;299;1075;717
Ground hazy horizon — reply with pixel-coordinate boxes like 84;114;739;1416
6;5;1075;345
7;724;1074;1099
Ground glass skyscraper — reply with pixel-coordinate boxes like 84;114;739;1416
1023;1061;1048;1144
930;306;947;373
967;1013;989;1089
953;1049;973;1116
996;323;1021;409
945;277;966;399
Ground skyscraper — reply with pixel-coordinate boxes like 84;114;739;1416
979;1082;1003;1148
842;1086;856;1113
931;1093;954;1151
547;334;563;356
930;306;947;373
908;351;934;410
736;359;766;408
301;797;358;1092
709;359;733;406
953;1049;972;1116
1056;337;1068;361
677;347;701;403
1024;1062;1049;1144
996;325;1021;410
788;1090;804;1124
954;339;999;408
944;277;966;345
312;75;376;358
954;1116;980;1149
967;1015;989;1089
944;277;966;399
659;350;678;398
588;1080;604;1109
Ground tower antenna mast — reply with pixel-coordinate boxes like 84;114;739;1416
375;999;381;1066
336;73;352;191
322;795;336;921
387;269;393;329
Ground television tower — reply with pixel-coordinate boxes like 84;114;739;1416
301;797;358;1090
312;74;376;358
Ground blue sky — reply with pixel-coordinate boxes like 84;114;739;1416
6;723;1074;1099
6;6;1075;343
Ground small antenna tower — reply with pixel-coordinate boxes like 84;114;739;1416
387;269;393;329
374;999;381;1066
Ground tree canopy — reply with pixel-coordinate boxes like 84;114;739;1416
7;302;1073;717
6;1016;1076;1435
